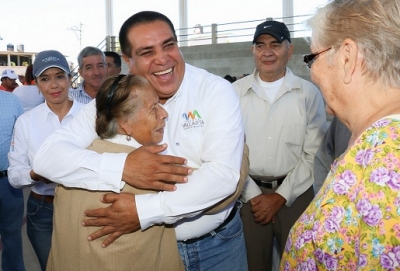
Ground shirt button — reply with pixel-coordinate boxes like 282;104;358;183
268;137;272;139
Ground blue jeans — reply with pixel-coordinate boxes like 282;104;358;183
26;193;53;271
178;203;248;271
0;177;25;271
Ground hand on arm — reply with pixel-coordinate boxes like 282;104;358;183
82;193;140;248
82;145;192;247
250;193;286;225
122;144;191;191
29;170;51;184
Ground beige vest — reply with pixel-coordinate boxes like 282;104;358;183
47;139;184;271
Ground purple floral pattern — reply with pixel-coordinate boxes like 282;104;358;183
281;118;400;270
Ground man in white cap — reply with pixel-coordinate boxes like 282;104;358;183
0;69;19;92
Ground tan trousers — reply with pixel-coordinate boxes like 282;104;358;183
240;186;314;271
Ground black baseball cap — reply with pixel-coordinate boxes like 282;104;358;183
253;20;291;44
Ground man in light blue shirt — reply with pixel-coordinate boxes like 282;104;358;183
69;46;107;104
0;90;25;271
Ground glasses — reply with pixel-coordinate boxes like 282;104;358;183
303;47;332;69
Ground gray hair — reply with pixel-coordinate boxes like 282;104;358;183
307;0;400;88
77;46;106;69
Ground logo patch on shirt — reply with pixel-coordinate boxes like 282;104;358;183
181;110;204;130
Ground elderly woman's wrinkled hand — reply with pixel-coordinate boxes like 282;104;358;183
82;192;140;248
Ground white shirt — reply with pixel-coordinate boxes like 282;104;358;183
33;64;244;240
8;98;84;195
256;75;283;104
12;85;44;112
233;68;327;206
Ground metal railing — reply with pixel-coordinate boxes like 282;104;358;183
175;14;312;46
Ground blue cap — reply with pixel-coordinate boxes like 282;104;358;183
33;50;70;77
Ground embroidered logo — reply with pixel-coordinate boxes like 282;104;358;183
182;110;204;130
42;56;60;63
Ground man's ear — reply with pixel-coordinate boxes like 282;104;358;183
342;39;358;84
122;55;130;67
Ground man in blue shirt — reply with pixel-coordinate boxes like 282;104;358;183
0;90;25;271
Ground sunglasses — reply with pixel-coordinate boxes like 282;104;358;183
303;47;332;69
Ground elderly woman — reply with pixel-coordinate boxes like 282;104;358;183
47;74;184;271
281;0;400;270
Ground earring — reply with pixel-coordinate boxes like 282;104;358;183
126;135;131;141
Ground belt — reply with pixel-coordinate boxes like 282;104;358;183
251;175;287;189
0;170;7;178
180;201;240;244
30;191;54;203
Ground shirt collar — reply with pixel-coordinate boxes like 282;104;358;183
40;95;78;123
105;134;142;148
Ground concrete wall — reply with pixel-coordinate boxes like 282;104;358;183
180;37;312;82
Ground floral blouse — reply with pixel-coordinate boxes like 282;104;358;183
281;117;400;271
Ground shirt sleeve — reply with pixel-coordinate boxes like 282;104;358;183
240;176;263;203
135;80;244;229
7;116;33;188
276;85;327;206
32;100;126;192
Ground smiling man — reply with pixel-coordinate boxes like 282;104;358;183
33;11;247;271
233;20;327;271
70;46;106;104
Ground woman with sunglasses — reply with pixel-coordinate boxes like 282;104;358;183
281;0;400;270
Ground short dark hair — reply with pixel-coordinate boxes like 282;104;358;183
119;11;177;58
104;51;121;68
95;74;151;139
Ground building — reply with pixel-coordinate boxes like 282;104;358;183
0;47;37;80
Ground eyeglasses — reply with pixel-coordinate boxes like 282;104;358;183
303;47;332;69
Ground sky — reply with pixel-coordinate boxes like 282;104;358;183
1;0;328;66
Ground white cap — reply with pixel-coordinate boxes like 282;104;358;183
1;69;18;80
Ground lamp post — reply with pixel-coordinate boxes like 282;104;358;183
68;23;83;50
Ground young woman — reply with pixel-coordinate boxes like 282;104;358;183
8;50;84;271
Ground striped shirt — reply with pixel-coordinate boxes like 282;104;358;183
69;82;93;104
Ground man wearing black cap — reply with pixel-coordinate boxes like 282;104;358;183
233;20;327;270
